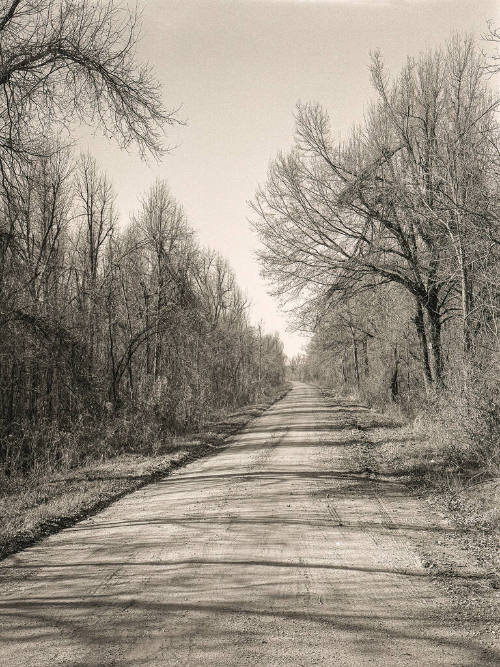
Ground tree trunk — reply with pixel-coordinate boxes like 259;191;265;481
459;247;474;356
391;345;399;401
453;221;474;357
352;333;360;390
425;290;443;388
413;302;433;391
341;355;348;385
362;337;369;377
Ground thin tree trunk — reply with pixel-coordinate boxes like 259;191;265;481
406;339;411;405
352;333;360;390
362;337;369;377
144;288;152;375
459;245;474;356
391;345;399;401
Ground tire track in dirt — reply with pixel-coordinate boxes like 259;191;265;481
0;382;497;666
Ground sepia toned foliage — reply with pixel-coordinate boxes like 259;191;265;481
0;166;286;474
0;1;286;476
254;35;499;474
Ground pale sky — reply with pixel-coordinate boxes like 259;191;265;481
79;0;499;357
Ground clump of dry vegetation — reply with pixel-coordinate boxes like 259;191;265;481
0;384;290;561
419;368;500;485
340;361;499;536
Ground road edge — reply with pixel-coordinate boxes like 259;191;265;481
0;384;292;563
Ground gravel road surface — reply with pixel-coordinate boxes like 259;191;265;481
0;382;497;665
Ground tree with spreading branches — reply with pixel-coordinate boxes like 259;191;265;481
0;0;177;164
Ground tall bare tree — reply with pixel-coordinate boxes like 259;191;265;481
252;35;499;390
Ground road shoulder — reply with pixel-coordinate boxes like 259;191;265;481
330;394;500;655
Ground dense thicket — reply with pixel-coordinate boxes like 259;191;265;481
0;153;285;473
254;36;499;471
0;1;286;474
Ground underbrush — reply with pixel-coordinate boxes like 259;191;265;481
0;383;289;478
418;368;500;485
0;414;166;477
413;368;499;533
0;383;291;561
322;367;499;532
349;360;500;488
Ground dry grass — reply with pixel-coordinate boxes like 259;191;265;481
0;451;193;560
0;384;291;561
347;409;500;534
323;359;500;529
318;376;499;539
340;407;499;605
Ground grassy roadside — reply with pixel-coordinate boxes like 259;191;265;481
349;417;499;637
344;407;499;538
319;386;499;647
318;387;499;533
0;383;291;562
343;411;499;568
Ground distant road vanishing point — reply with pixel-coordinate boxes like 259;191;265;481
0;383;496;665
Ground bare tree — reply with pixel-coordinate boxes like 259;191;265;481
135;180;194;380
484;20;500;73
0;0;177;165
72;153;116;374
252;36;498;390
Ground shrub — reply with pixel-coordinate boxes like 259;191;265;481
415;361;500;482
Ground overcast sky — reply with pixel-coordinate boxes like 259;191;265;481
79;0;499;357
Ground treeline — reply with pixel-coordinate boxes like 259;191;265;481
1;155;285;431
254;36;499;471
0;0;285;475
0;153;286;472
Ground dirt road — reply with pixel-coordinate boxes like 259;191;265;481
0;383;497;665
